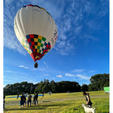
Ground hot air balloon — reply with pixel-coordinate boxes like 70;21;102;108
14;4;57;68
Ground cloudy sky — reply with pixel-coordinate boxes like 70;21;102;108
3;0;109;86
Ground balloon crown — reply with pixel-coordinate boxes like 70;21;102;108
23;4;41;8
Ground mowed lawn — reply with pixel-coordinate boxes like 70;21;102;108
4;91;109;113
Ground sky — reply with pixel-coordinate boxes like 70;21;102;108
3;0;109;86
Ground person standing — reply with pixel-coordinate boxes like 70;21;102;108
3;95;5;109
20;93;26;107
83;91;92;107
20;94;25;107
33;92;38;106
23;94;26;107
27;94;32;107
17;93;19;99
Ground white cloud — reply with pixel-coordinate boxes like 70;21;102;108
26;80;39;84
4;70;20;74
84;35;98;41
43;61;49;69
56;75;63;78
89;70;95;73
76;74;90;80
65;73;90;80
65;73;74;77
54;0;85;55
5;70;14;73
44;74;49;76
5;0;14;5
44;0;65;20
18;65;29;69
55;38;75;55
3;79;11;82
72;69;85;73
74;25;83;34
36;61;50;74
37;67;46;72
4;3;26;55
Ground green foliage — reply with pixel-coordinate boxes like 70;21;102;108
4;80;81;95
81;84;88;91
89;73;109;91
4;73;109;95
49;80;57;93
35;80;81;93
4;81;35;95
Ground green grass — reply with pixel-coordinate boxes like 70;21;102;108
4;91;109;113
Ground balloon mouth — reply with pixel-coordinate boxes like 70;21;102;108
34;62;38;68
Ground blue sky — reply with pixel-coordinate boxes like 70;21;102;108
3;0;109;86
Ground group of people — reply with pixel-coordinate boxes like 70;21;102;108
3;91;92;109
20;93;39;107
19;91;92;108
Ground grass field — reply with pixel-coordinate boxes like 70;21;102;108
4;91;109;113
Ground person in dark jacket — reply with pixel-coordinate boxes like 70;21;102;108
33;92;38;105
3;95;5;109
83;91;92;107
27;94;32;107
20;94;26;107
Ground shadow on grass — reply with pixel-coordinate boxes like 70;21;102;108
4;103;69;111
42;100;51;102
102;112;109;113
73;108;78;110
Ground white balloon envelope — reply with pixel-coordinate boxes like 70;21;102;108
14;4;57;62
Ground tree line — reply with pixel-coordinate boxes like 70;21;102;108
4;73;109;95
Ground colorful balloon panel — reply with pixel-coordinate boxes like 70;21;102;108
26;34;51;61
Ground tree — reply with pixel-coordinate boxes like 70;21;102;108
81;84;88;91
4;81;36;95
50;80;57;93
55;81;81;93
34;80;81;93
89;73;109;91
42;79;50;93
35;79;51;93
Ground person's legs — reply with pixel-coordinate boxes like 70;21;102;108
20;101;21;106
22;101;24;107
24;101;26;107
36;99;38;105
3;100;5;109
34;100;36;105
27;100;29;107
30;100;31;107
35;100;36;106
88;101;92;108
